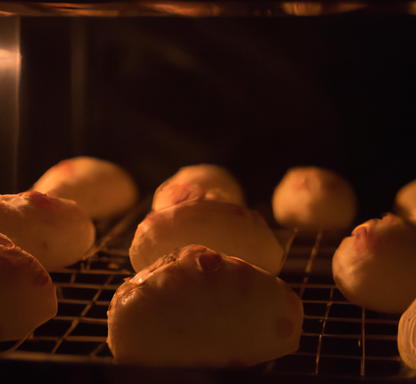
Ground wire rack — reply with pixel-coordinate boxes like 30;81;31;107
0;203;408;381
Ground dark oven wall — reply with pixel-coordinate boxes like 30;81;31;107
12;12;416;225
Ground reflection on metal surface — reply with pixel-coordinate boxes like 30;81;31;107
142;2;222;16
0;2;282;17
0;17;20;194
281;2;368;16
0;2;414;17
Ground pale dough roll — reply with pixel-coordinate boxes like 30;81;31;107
108;244;304;368
272;166;357;232
394;179;416;225
0;192;96;271
129;200;285;275
332;213;416;314
398;297;416;371
0;233;57;342
152;163;246;211
31;156;139;221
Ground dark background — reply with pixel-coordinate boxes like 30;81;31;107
5;10;416;225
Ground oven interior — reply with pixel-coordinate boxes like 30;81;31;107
1;2;416;383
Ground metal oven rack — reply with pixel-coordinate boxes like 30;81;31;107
0;202;410;382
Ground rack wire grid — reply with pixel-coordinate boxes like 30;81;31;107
0;201;409;381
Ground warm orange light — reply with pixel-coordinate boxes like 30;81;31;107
281;2;367;16
0;48;20;70
145;3;221;16
408;1;416;15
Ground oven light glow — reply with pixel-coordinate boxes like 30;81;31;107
0;48;20;69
